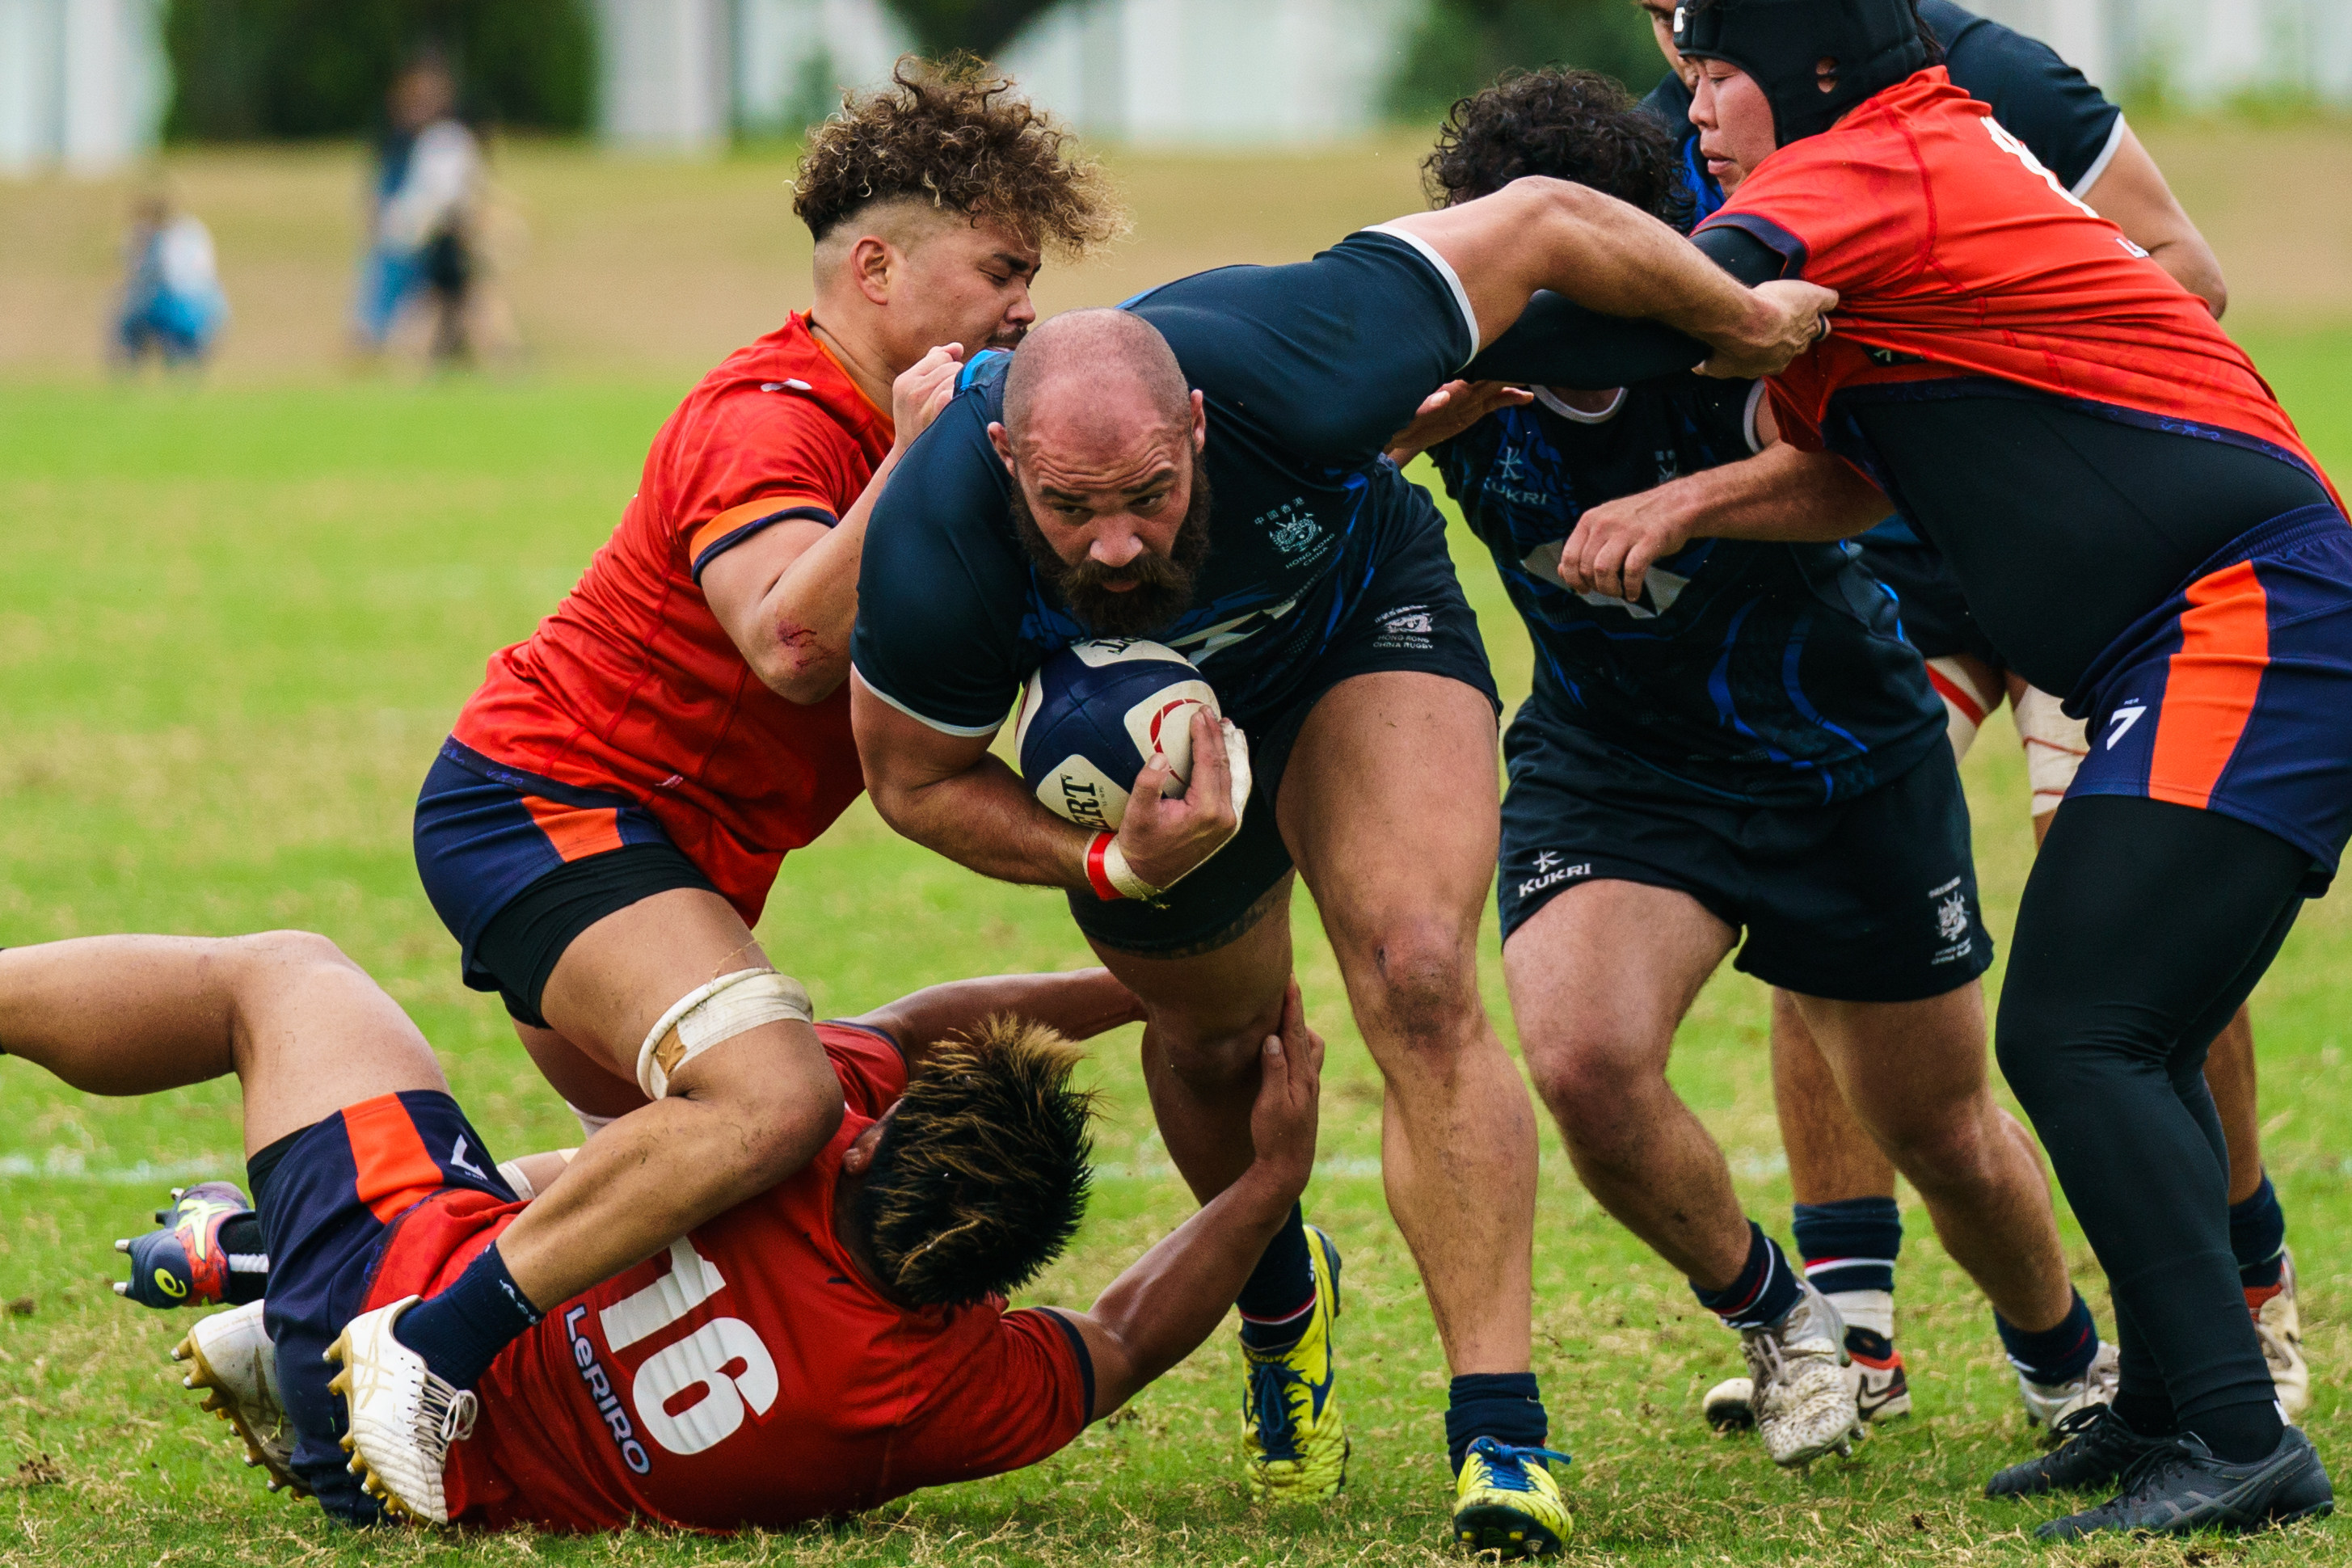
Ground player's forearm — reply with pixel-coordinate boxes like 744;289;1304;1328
1527;180;1781;354
754;456;902;704
866;749;1095;893
866;969;1143;1064
1081;1160;1304;1414
1675;445;1886;543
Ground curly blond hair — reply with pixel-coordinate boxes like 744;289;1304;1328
792;55;1125;258
853;1014;1097;1308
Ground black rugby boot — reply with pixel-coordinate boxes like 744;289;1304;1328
1985;1405;2164;1498
2036;1426;2334;1541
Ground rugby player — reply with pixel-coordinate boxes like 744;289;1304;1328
849;183;1832;1545
1386;66;2108;1472
1629;0;2308;1432
15;930;1334;1529
1555;0;2346;1536
381;56;1120;1498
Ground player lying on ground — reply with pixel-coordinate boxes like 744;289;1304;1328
1658;0;2309;1429
849;164;1832;1550
1549;0;2347;1539
392;54;1122;1492
9;930;1334;1530
1386;65;2110;1472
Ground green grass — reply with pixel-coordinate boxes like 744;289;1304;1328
3;341;2352;1566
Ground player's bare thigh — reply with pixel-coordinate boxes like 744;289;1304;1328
1502;879;1734;1097
1084;873;1296;1046
1782;984;1992;1147
532;885;819;1094
1274;671;1498;985
210;933;450;1155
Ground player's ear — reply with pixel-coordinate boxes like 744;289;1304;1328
1189;390;1207;451
852;234;896;306
987;420;1018;473
840;1115;891;1175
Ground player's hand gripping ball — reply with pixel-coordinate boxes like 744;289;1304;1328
1016;640;1220;830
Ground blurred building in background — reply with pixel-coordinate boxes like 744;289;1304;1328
0;0;166;174
8;0;2352;175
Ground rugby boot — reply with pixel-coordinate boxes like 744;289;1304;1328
1703;1326;1907;1434
113;1183;256;1309
2253;1248;2311;1423
1451;1436;1574;1557
1241;1224;1349;1499
1985;1403;2165;1498
324;1296;477;1524
2018;1339;2119;1439
2036;1427;2334;1541
1742;1283;1864;1468
174;1300;306;1497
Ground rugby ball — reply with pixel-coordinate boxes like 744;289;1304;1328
1015;640;1220;831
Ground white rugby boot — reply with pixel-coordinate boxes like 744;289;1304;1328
2019;1339;2119;1439
323;1296;477;1524
1702;1325;1909;1434
2256;1249;2311;1423
1741;1284;1865;1468
175;1300;306;1497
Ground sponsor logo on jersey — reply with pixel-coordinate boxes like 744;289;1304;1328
566;1305;653;1474
1481;443;1553;508
1371;604;1436;651
448;1136;487;1182
1258;499;1327;563
1516;850;1592;901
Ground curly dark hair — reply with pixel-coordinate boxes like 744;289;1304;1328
1423;67;1692;229
791;55;1125;257
852;1015;1097;1309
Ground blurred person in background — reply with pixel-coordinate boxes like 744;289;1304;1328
354;49;481;365
112;188;227;372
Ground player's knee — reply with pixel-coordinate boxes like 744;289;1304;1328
728;1064;846;1180
1876;1107;2000;1195
1155;997;1287;1091
1524;1033;1657;1148
1340;914;1477;1046
224;929;360;993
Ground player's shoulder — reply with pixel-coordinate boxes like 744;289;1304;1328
684;316;882;448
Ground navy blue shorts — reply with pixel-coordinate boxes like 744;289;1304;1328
2069;504;2352;894
415;740;715;1024
1497;702;1995;1003
251;1090;516;1523
1068;491;1498;956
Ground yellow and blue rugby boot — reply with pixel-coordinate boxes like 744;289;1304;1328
1241;1223;1349;1499
1452;1436;1574;1557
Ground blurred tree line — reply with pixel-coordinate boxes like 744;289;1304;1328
164;0;596;138
162;0;1656;142
1389;0;1661;125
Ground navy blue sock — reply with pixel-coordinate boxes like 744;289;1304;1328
1791;1197;1900;1297
2228;1174;2287;1292
1444;1372;1547;1475
1237;1204;1316;1352
390;1242;543;1390
1996;1288;2099;1385
1692;1222;1803;1330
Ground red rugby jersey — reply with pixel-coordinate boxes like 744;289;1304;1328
449;314;888;923
1699;70;2336;504
366;1023;1092;1532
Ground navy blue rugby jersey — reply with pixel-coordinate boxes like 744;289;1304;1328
852;230;1479;735
1431;384;1945;806
1642;0;2126;226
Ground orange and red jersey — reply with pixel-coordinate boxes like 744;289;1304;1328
364;1023;1093;1532
1698;70;2334;504
449;314;887;924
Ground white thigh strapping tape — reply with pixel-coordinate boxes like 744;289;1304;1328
2013;685;2089;818
636;968;816;1100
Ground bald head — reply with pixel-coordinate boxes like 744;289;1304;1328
1002;309;1191;453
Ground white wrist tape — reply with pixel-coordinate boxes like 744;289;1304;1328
2013;685;2089;817
636;969;816;1100
1152;721;1254;894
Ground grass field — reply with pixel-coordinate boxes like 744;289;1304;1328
4;143;2352;1566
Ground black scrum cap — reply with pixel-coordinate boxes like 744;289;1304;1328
1675;0;1930;145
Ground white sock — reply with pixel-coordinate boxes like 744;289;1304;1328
1828;1289;1895;1340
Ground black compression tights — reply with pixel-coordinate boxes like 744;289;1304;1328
1996;795;2309;1460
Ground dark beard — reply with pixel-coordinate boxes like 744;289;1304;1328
1012;457;1213;639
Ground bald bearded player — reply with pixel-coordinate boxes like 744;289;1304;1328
849;186;1831;1550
